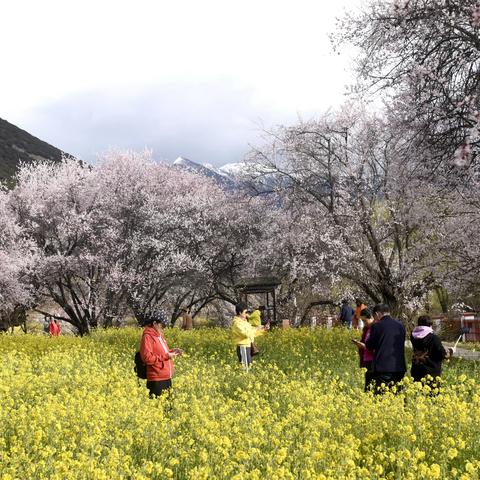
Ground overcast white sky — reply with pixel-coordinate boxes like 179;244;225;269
0;0;362;166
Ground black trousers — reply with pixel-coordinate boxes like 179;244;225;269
363;361;374;392
372;372;405;394
146;379;172;397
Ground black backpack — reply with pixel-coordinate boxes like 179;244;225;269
134;351;147;379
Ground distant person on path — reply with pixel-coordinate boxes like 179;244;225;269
411;315;453;388
352;299;366;330
140;310;183;397
364;304;406;393
43;315;50;334
232;302;266;370
49;318;61;337
351;308;375;391
180;307;193;330
339;299;354;328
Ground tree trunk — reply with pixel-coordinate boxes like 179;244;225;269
435;287;450;314
301;299;335;325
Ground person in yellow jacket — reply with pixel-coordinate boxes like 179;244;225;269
248;305;262;327
232;302;266;369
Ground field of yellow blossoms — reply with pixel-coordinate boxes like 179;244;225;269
1;327;480;480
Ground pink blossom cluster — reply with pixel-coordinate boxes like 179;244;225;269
472;3;480;27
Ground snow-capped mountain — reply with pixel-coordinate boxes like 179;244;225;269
172;156;278;193
173;157;242;188
218;162;250;177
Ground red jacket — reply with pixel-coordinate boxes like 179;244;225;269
140;326;174;381
49;321;60;336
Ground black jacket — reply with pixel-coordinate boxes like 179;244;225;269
410;333;447;380
340;304;354;324
365;315;406;373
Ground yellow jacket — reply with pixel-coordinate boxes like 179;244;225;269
248;309;261;327
232;316;263;346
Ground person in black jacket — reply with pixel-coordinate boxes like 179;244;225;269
411;315;453;387
339;299;354;328
365;304;406;393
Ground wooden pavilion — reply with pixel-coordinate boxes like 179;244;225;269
235;276;281;325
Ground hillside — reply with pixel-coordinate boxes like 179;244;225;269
0;117;67;184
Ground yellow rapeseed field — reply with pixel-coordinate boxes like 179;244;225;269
1;328;480;479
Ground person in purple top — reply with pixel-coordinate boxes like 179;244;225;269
365;304;406;393
351;308;376;391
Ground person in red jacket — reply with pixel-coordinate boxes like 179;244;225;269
49;318;61;337
140;310;183;397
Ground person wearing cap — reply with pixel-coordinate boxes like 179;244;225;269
139;310;183;397
231;301;267;369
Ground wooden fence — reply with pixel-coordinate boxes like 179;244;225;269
309;312;480;342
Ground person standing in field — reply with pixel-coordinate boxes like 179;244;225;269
351;308;375;391
43;315;50;334
411;315;453;388
365;304;406;393
180;307;193;330
49;318;61;336
232;302;266;369
352;299;366;330
248;305;262;327
140;310;183;397
339;299;354;328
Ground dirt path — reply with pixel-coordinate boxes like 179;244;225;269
405;340;480;361
443;343;480;361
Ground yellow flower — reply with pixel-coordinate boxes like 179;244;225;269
430;463;441;479
415;450;426;460
1;327;479;479
448;448;458;460
465;462;476;474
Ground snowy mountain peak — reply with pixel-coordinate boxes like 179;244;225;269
173;156;236;188
174;156;196;167
218;162;249;176
172;156;277;193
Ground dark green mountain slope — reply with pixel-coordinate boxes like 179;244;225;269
0;117;68;184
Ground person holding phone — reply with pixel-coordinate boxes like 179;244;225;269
140;310;183;397
231;302;267;370
351;308;375;391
